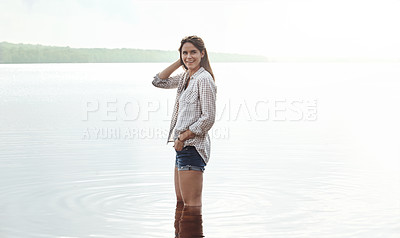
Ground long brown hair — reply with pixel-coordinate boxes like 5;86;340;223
178;35;215;80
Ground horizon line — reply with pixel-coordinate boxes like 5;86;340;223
0;41;268;58
1;41;399;63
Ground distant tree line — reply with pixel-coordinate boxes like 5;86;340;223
0;42;268;64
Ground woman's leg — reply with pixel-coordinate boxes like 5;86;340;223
178;170;203;207
174;167;183;203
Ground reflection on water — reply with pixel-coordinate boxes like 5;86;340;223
0;63;399;237
175;203;204;238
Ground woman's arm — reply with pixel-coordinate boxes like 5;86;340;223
159;59;182;79
175;75;216;149
152;59;183;89
188;77;216;136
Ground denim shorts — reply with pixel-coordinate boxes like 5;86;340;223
175;146;206;172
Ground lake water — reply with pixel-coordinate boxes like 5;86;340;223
0;62;399;237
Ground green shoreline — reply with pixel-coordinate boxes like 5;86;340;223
0;42;268;64
1;42;398;63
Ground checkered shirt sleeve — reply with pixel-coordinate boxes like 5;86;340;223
152;72;183;89
188;76;217;135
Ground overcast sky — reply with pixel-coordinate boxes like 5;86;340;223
1;0;399;58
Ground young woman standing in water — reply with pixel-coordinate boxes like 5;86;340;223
152;36;216;207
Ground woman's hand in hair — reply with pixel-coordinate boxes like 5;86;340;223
159;59;183;79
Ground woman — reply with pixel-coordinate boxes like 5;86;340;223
152;35;216;207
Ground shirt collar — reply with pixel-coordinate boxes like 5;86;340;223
188;67;205;79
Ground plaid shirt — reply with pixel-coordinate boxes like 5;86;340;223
152;67;217;164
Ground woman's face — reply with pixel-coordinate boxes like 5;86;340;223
181;42;204;72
